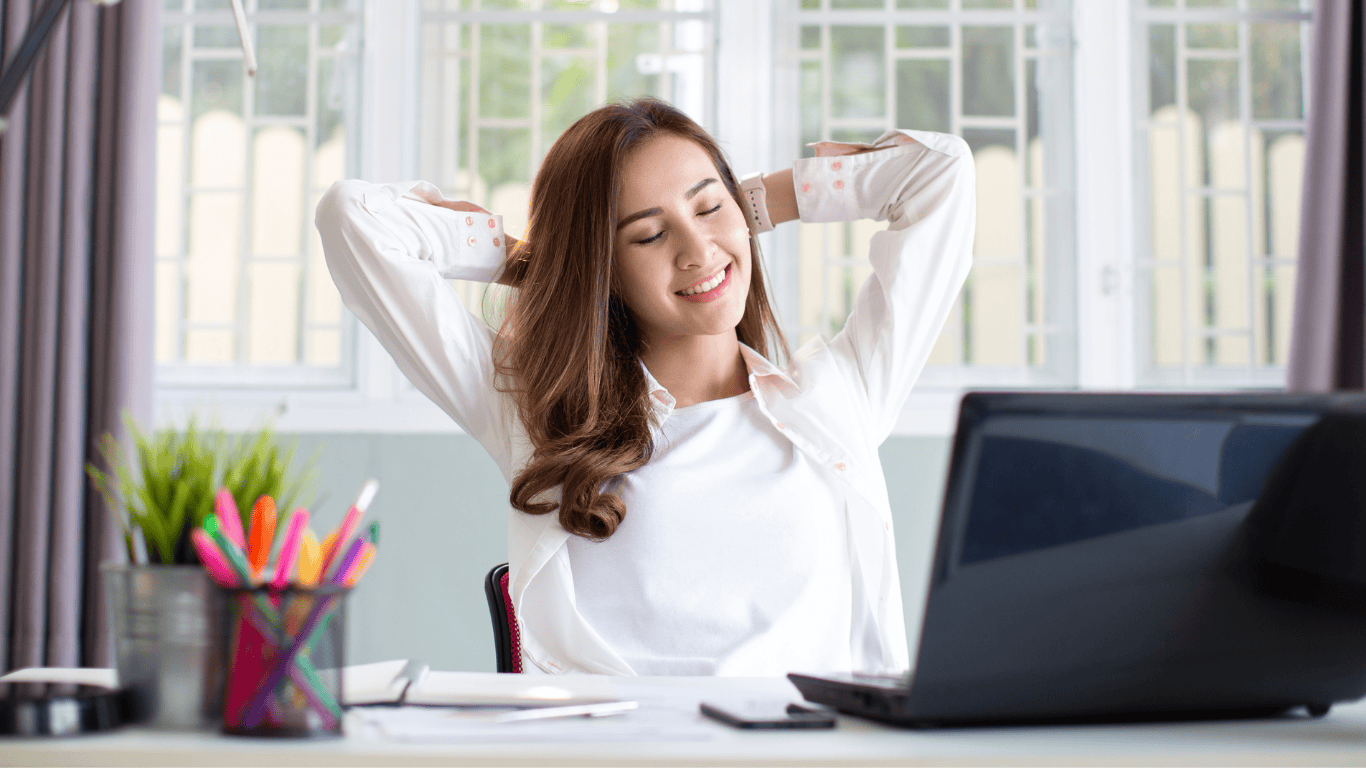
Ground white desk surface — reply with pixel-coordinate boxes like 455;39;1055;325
5;676;1366;768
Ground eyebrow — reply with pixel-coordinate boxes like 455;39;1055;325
616;178;718;231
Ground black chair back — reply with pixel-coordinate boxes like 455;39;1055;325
483;562;521;673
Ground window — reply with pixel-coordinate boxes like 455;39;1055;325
779;0;1076;388
1133;0;1312;386
151;0;1318;433
156;0;361;389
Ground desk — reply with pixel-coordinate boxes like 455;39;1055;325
4;676;1366;767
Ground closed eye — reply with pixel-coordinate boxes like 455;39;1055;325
699;204;722;216
635;231;663;245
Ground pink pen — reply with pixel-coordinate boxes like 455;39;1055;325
320;479;378;579
192;528;241;587
270;508;310;590
215;487;247;549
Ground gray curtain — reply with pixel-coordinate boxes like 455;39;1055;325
1288;0;1366;391
0;0;158;671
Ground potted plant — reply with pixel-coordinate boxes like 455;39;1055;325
87;415;315;729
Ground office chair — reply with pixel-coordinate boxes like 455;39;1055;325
484;563;522;673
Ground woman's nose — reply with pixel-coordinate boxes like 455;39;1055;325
673;219;713;269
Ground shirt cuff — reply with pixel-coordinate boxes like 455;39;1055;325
363;180;508;279
792;151;892;224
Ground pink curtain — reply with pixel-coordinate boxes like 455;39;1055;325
0;0;158;670
1287;0;1366;391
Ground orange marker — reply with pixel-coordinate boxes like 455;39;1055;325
297;528;322;587
320;530;339;570
247;495;277;580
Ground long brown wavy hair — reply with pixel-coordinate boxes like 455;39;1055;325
493;98;790;540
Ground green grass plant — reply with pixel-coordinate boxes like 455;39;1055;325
87;413;317;565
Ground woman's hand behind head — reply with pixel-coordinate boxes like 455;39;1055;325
431;199;491;215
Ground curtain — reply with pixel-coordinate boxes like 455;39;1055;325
1287;0;1366;391
0;0;158;671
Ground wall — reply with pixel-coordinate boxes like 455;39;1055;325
287;433;952;671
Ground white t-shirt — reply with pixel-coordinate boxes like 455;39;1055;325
567;389;854;676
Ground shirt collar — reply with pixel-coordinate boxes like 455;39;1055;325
640;343;801;416
739;343;801;398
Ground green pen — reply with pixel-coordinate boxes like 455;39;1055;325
204;515;256;587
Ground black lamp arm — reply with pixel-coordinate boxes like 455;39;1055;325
0;0;81;130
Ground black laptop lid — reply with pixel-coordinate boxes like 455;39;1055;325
908;392;1366;723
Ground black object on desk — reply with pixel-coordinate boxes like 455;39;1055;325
700;700;836;729
0;681;133;736
792;392;1366;727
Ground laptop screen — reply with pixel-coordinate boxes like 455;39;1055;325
958;411;1316;565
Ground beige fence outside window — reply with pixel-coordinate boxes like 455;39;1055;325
1135;0;1312;387
785;0;1077;388
155;0;361;388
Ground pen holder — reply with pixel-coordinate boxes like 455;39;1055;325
218;585;348;738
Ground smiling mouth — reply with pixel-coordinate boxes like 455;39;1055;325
677;265;729;296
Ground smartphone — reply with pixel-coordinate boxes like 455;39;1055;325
699;699;837;729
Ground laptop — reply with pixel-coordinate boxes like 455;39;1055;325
790;392;1366;726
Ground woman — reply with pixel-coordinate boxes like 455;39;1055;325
316;98;974;676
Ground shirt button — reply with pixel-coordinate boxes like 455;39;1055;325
467;236;478;246
775;422;785;430
801;183;812;193
831;161;842;170
835;462;846;471
488;218;497;228
833;180;844;189
465;216;474;225
493;237;501;247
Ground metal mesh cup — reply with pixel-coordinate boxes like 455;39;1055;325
218;585;348;737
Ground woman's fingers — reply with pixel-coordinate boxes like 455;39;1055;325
432;199;491;214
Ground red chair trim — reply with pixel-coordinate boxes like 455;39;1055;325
499;571;522;673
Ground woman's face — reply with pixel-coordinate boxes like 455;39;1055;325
612;134;752;347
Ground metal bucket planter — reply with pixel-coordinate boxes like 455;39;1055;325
101;563;227;730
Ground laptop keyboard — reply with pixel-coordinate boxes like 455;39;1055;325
823;671;912;689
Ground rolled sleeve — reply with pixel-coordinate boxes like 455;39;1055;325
341;180;509;282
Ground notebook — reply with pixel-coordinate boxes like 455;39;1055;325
341;661;618;708
790;391;1366;726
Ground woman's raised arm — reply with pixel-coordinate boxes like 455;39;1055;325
314;180;517;470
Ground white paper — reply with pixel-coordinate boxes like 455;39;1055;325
350;703;716;743
341;659;413;706
0;667;119;689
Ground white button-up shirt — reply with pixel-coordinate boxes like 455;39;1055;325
315;128;975;675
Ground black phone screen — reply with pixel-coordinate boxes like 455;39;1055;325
699;700;836;729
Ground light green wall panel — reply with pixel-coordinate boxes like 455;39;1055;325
282;433;951;671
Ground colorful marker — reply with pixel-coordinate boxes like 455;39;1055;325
297;528;322;587
247;495;277;580
320;479;378;579
215;487;247;549
341;543;376;587
271;508;311;590
204;514;256;586
191;529;240;587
